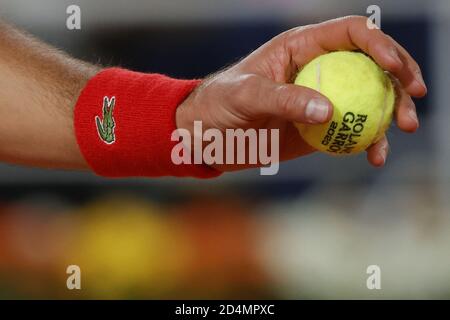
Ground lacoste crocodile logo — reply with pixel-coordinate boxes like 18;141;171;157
95;96;116;144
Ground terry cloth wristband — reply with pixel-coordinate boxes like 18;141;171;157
74;68;221;178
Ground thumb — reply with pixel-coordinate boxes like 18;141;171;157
251;77;333;124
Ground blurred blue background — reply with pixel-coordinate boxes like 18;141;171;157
0;0;449;299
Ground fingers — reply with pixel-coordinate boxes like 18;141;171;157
366;135;389;167
366;75;419;167
237;75;333;124
393;78;419;133
269;84;333;124
287;16;427;97
386;35;427;98
344;17;427;97
232;71;416;168
366;84;418;167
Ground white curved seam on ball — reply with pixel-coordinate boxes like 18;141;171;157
316;60;321;93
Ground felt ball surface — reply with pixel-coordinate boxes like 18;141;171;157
294;51;395;155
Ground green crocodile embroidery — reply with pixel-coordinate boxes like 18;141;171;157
95;96;116;144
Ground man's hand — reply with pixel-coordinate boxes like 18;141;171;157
176;16;427;172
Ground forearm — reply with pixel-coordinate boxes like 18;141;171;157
0;16;426;176
0;22;217;178
0;21;99;169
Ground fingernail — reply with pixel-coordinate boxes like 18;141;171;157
408;105;419;126
379;139;388;165
415;71;427;90
305;98;330;123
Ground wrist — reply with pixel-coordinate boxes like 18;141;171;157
175;83;225;173
176;83;199;136
74;69;219;178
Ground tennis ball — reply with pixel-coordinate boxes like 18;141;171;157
294;51;395;155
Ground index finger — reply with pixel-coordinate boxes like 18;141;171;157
286;16;427;97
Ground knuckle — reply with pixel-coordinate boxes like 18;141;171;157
285;25;308;37
284;25;315;47
230;74;259;106
239;73;260;88
366;36;380;52
324;15;368;28
342;15;369;24
274;85;295;116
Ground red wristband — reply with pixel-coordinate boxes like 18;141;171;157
74;68;221;178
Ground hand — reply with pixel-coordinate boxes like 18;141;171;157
176;16;427;172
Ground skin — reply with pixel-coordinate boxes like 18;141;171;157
0;21;98;169
177;16;427;171
0;16;426;173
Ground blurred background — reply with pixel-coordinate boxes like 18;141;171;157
0;0;449;299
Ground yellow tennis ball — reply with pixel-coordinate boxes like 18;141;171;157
294;51;395;155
